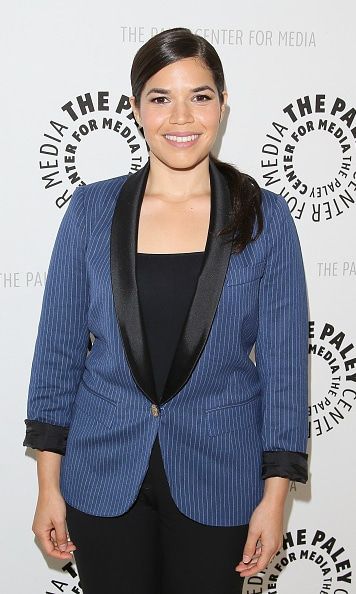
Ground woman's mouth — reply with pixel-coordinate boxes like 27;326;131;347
163;133;201;148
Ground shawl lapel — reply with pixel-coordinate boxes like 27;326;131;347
110;156;235;406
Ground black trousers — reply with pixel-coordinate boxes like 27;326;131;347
65;435;249;594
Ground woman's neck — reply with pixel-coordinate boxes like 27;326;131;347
145;153;211;201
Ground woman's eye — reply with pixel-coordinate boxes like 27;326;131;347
150;94;212;104
151;96;168;104
194;94;212;102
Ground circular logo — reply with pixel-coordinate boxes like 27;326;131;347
243;527;352;594
39;90;148;208
309;320;356;438
46;560;82;592
261;94;356;223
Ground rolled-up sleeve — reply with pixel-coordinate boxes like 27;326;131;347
23;420;69;455
23;186;90;452
255;195;309;483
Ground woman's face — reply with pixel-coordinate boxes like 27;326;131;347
130;57;227;169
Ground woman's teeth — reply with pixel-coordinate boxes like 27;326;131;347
164;134;199;143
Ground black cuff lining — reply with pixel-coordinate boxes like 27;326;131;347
262;450;308;484
23;419;69;456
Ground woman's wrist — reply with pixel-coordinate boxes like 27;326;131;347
262;476;289;506
36;450;62;493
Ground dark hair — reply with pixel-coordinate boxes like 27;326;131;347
130;27;263;254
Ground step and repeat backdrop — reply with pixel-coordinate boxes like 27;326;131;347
2;1;355;592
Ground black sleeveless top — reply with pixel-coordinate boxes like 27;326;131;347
136;251;205;402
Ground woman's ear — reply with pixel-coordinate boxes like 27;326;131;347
220;91;228;122
129;95;141;127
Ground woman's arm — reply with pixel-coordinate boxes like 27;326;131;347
37;450;62;492
24;185;90;432
24;186;90;558
235;477;289;576
236;193;309;577
32;451;76;560
255;194;309;467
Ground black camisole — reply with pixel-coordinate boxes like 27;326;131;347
136;251;205;402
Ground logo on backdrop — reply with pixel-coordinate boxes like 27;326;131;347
46;561;81;592
309;320;356;438
39;91;148;208
243;527;352;594
261;94;356;222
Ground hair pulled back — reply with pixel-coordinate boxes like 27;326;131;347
130;27;263;253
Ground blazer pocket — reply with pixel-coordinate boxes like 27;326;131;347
71;381;117;429
205;394;261;437
225;260;266;286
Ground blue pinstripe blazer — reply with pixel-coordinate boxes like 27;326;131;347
25;157;309;526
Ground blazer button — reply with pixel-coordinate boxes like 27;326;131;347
151;404;160;417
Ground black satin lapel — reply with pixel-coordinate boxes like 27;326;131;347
110;159;157;403
160;158;235;405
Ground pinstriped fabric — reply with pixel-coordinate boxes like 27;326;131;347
27;184;89;426
26;176;128;425
254;198;309;454
25;178;308;526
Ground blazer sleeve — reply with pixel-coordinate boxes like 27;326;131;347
255;195;309;483
23;186;90;454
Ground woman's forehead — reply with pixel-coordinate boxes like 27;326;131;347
143;58;214;90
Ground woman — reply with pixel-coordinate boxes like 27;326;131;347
23;27;309;594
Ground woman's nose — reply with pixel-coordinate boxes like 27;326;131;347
169;101;194;124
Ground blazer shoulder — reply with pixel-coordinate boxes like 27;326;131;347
260;187;293;228
80;173;129;204
68;174;130;237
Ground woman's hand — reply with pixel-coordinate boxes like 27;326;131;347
235;477;289;578
32;488;76;560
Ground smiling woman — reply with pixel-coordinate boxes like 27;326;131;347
130;58;226;178
128;32;265;255
24;26;309;594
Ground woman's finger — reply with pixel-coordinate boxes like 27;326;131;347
235;543;262;571
50;528;77;553
253;547;262;557
240;528;261;565
238;545;277;577
52;520;70;552
36;529;74;560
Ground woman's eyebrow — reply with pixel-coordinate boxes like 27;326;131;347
145;85;216;96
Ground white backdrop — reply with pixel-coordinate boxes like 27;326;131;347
2;1;355;592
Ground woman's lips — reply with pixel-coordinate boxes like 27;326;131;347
163;133;201;148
